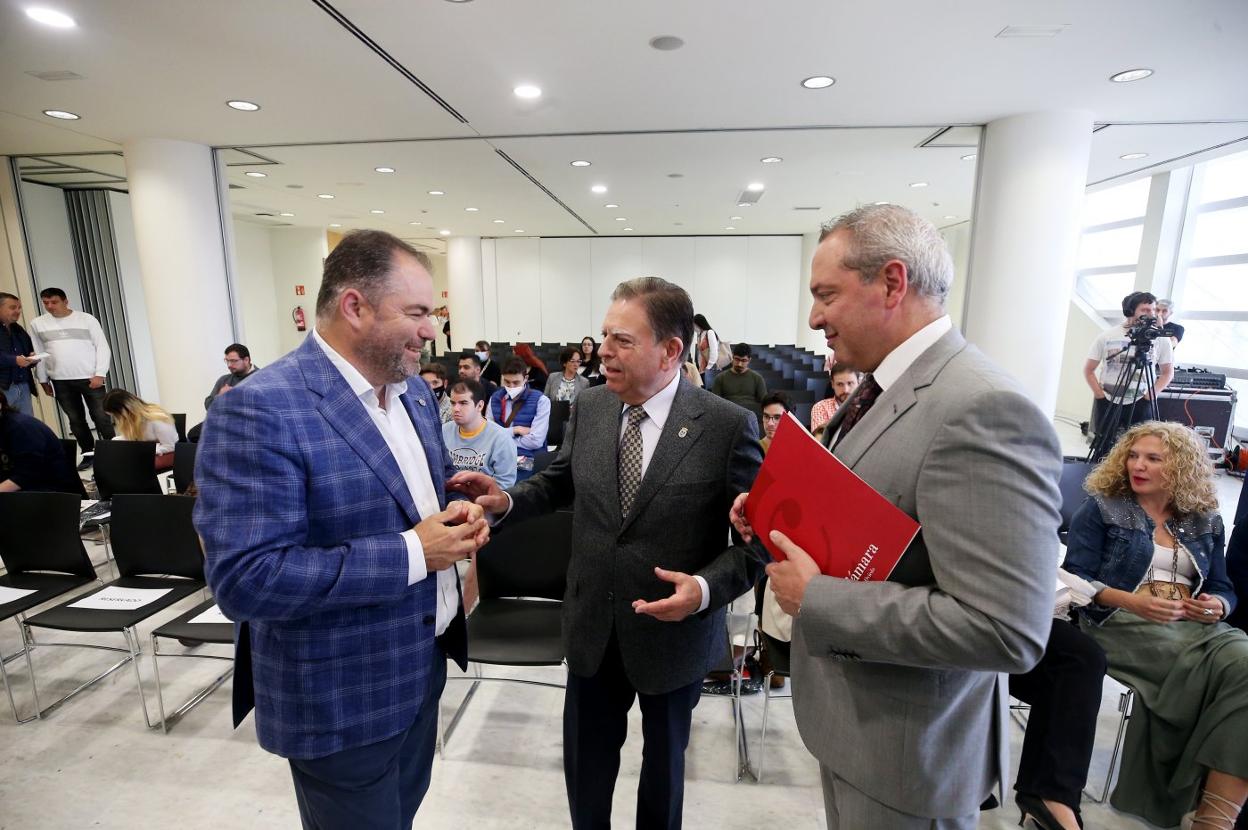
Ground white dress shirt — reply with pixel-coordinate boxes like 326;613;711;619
314;330;458;635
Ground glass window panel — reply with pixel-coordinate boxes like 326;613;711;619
1173;319;1248;372
1190;205;1248;259
1197;149;1248;205
1082;178;1151;227
1181;263;1248;312
1226;377;1248;431
1077;272;1135;311
1077;224;1143;270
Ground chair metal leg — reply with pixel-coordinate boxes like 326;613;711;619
151;632;168;733
440;661;483;753
124;626;154;728
1;616;38;723
1085;688;1133;804
758;670;773;783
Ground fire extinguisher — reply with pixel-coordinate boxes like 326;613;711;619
292;306;306;332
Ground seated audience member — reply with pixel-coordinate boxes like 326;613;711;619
488;357;550;482
1008;611;1107;829
0;390;81;493
1064;422;1246;829
545;346;589;403
810;362;861;438
475;339;500;385
579;336;604;385
759;392;788;453
420;362;453;424
458;352;498;401
102;389;178;471
1157;298;1185;347
443;378;517;613
711;343;767;422
757;392;793;688
204;343;258;410
513;343;549;392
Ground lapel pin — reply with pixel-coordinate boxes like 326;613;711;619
678;426;689;438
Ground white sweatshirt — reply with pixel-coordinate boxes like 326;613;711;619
29;310;112;382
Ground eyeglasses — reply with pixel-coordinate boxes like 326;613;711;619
762;414;784;422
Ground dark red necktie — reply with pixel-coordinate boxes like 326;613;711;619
833;375;882;448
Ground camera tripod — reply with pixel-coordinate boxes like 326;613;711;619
1088;341;1159;462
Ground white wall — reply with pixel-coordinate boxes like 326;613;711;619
482;235;803;346
232;222;281;366
106;191;160;402
940;222;972;329
18;182;81;308
269;227;328;356
1055;299;1106;424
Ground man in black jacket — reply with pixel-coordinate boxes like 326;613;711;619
0;293;39;416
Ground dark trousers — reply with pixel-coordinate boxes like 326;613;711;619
564;634;703;830
1009;618;1107;812
51;378;114;452
289;655;446;830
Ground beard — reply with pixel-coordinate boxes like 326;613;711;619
358;328;423;385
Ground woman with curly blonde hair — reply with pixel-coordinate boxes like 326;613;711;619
1064;421;1247;829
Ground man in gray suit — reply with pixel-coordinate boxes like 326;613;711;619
451;277;765;830
733;205;1062;828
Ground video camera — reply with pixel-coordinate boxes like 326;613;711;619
1125;314;1166;351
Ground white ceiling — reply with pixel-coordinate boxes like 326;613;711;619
3;0;1246;238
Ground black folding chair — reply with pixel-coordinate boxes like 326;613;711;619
171;413;187;443
547;400;571;449
93;440;161;499
172;442;197;495
440;511;572;752
756;631;793;783
21;494;206;725
1058;456;1093;545
149;598;234;733
0;493;100;722
59;438;89;499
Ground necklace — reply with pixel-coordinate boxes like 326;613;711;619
1147;520;1184;600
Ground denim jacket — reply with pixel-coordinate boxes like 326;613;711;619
1064;494;1233;626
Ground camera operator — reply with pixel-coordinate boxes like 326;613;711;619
1083;291;1174;457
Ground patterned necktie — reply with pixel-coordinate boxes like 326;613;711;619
833;374;882;448
619;405;649;519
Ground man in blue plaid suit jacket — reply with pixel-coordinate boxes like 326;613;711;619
195;230;488;830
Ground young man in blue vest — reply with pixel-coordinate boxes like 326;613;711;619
487;356;550;481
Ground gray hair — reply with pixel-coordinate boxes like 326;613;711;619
819;204;953;306
610;277;695;355
1155;298;1174;312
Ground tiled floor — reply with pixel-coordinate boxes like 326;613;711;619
0;424;1240;829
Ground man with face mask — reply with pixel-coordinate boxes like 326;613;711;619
420;363;453;424
487;356;550;481
475;339;501;386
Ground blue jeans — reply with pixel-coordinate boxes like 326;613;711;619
2;383;32;415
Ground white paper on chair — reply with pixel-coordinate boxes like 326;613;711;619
188;604;232;625
0;585;38;605
67;586;174;610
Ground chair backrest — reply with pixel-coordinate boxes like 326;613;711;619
476;511;572;601
1059;456;1093;538
93;440;161;500
547;400;572;448
109;494;204;580
0;492;95;577
58;438;89;499
172;442;197;494
171;413;188;443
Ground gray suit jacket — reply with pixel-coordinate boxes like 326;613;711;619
506;377;767;694
792;328;1061;817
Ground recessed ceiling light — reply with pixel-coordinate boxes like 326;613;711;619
746;182;765;192
374;166;395;173
226;100;261;112
667;173;684;179
514;229;525;233
317;193;334;199
1110;68;1153;83
604;203;619;209
961;153;977;161
649;35;684;51
279;212;295;217
737;202;750;207
492;219;505;223
622;227;633;232
439;230;451;236
591;184;608;194
244;170;266;178
428;190;445;196
25;7;76;27
615;217;627;221
909;182;929;188
570;160;591;167
943;215;956;220
874;201;889;205
1120;152;1149;160
329;223;342;228
725;226;736;231
513;84;542;99
445;0;474;3
370;209;385;214
730;216;743;220
465;207;479;212
760;157;783;164
801;75;836;89
409;221;422;226
42;109;79;120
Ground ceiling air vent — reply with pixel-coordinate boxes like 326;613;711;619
793;206;822;211
736;189;763;206
229;184;245;190
25;70;85;81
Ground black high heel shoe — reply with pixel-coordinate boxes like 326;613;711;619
1016;794;1084;830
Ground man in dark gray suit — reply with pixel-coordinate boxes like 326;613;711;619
451;277;765;830
733;205;1062;829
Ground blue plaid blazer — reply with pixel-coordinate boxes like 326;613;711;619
194;335;454;760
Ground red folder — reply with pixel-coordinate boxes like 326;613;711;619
745;412;919;580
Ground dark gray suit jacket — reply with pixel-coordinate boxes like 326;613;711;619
792;328;1062;818
506;376;767;694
